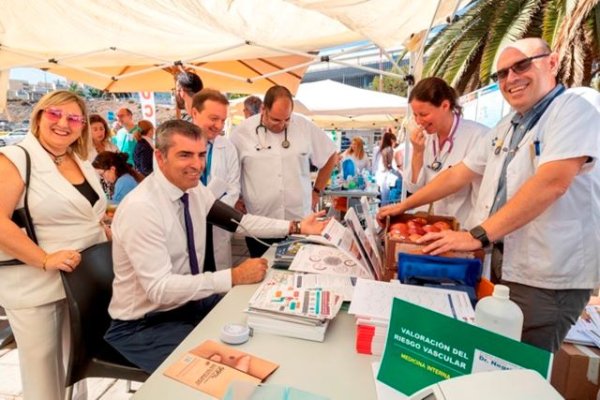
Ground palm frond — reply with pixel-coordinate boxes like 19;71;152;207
542;0;566;45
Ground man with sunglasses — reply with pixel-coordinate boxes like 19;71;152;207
230;85;338;257
378;37;600;352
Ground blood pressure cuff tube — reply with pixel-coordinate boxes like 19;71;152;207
206;200;244;233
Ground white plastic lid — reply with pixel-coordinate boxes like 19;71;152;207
220;323;250;345
493;284;510;300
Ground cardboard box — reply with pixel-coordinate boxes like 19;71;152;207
551;343;600;400
382;212;483;280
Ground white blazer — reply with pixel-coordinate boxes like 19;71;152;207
0;134;107;309
206;135;241;271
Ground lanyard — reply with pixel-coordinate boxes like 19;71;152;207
201;141;213;185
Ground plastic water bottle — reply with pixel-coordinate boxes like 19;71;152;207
475;285;524;340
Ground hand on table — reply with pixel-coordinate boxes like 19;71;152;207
231;257;268;285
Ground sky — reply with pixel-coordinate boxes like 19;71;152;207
10;68;65;84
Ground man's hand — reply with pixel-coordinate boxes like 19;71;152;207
231;257;268;285
417;230;482;255
300;210;328;235
376;202;406;227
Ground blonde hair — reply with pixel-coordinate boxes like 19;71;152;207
30;90;90;160
348;136;365;160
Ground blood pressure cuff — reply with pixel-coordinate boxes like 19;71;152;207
206;200;243;233
397;253;482;288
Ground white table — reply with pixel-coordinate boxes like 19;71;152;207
133;273;378;399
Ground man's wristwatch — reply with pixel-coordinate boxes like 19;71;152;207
469;225;491;248
289;220;302;235
312;186;322;196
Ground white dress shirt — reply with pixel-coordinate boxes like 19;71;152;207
230;113;337;220
109;166;290;320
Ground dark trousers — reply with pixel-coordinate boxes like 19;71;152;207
104;294;223;373
245;237;285;258
489;242;591;352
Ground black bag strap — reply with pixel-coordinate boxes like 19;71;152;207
0;145;37;267
15;144;37;243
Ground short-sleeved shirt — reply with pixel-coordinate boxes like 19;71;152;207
230;113;337;220
463;87;600;289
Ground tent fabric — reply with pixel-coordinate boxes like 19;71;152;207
229;80;407;130
0;0;466;94
295;80;407;116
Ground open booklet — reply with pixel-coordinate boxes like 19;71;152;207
307;209;383;280
163;339;278;399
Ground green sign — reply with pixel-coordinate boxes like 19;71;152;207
377;298;553;396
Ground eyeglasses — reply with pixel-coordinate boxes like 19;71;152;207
44;108;86;127
490;53;551;82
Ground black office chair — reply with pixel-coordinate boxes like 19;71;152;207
61;241;148;399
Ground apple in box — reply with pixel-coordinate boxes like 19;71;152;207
388;216;452;243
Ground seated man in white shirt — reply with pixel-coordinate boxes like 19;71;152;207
105;120;326;373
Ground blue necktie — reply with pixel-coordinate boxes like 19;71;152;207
180;193;200;275
201;141;213;185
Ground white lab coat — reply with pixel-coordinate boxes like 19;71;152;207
464;87;600;289
205;135;241;271
404;118;489;229
230;113;337;220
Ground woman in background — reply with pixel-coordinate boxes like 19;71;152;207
133;119;154;176
404;77;488;228
341;136;369;174
0;90;107;400
375;131;400;204
93;151;144;203
89;114;118;160
89;114;118;198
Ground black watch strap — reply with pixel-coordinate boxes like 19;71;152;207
312;186;322;196
469;225;491;248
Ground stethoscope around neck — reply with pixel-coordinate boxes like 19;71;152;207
255;122;290;151
427;114;460;172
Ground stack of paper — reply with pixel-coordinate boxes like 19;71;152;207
348;279;475;356
565;305;600;347
246;270;345;342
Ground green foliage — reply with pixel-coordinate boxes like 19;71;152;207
371;64;409;97
424;0;600;91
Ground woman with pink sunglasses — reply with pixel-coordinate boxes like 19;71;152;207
0;90;107;399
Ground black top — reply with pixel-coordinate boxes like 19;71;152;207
73;179;100;206
133;139;154;176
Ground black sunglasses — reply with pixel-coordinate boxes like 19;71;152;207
490;53;550;82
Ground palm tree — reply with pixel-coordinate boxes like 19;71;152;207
423;0;600;94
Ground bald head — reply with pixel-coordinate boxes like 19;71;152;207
495;38;559;114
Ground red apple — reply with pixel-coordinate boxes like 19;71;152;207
433;221;452;231
423;224;441;233
412;217;428;226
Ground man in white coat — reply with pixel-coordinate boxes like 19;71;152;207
191;89;240;270
230;85;338;257
378;37;600;352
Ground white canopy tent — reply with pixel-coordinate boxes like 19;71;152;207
229;80;407;129
0;0;468;108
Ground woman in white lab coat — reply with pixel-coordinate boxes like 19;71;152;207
404;77;489;228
